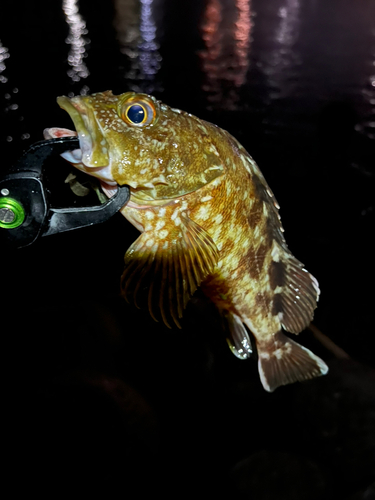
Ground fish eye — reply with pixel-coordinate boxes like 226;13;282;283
127;104;146;124
119;95;157;127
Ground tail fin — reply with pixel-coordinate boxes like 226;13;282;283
257;331;328;392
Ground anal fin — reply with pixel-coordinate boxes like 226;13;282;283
258;331;328;392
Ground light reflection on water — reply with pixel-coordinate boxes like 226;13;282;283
200;0;253;110
358;27;375;139
113;0;162;93
62;0;90;89
260;0;301;102
0;42;26;143
0;40;10;84
0;0;374;146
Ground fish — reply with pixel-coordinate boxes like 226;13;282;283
44;90;328;392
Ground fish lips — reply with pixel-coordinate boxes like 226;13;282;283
56;96;109;169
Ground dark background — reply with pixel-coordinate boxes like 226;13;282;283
1;0;374;497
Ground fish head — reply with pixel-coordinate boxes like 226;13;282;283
46;90;224;204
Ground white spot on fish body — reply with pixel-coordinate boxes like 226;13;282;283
201;195;212;202
212;177;223;188
214;214;223;224
155;219;165;230
159;230;169;239
240;155;252;173
163;241;169;249
171;207;179;221
158;207;166;217
271;243;281;262
196;205;210;221
273;348;284;360
212;227;222;242
146;238;154;247
145;211;155;220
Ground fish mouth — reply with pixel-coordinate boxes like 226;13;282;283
56;95;109;168
44;96;117;189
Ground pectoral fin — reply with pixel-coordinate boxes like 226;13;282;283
121;215;219;328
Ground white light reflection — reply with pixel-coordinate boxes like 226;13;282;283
62;0;90;86
358;26;375;139
113;0;162;93
113;0;140;58
0;43;31;143
139;0;161;79
0;40;10;83
200;0;253;110
262;0;301;100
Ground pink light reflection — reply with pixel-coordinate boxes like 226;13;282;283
200;0;253;110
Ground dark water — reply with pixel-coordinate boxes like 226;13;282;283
1;1;375;497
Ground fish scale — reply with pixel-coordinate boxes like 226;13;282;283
44;90;328;392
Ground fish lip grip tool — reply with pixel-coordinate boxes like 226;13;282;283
0;137;130;248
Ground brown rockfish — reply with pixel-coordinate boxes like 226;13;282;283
44;90;328;392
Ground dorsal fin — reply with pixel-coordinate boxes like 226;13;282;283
270;244;320;334
246;157;320;333
121;215;219;328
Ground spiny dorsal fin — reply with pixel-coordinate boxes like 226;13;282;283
270;243;320;334
258;331;328;392
121;215;219;328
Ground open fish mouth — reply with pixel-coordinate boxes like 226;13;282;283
55;95;109;168
43;127;83;163
44;96;117;188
